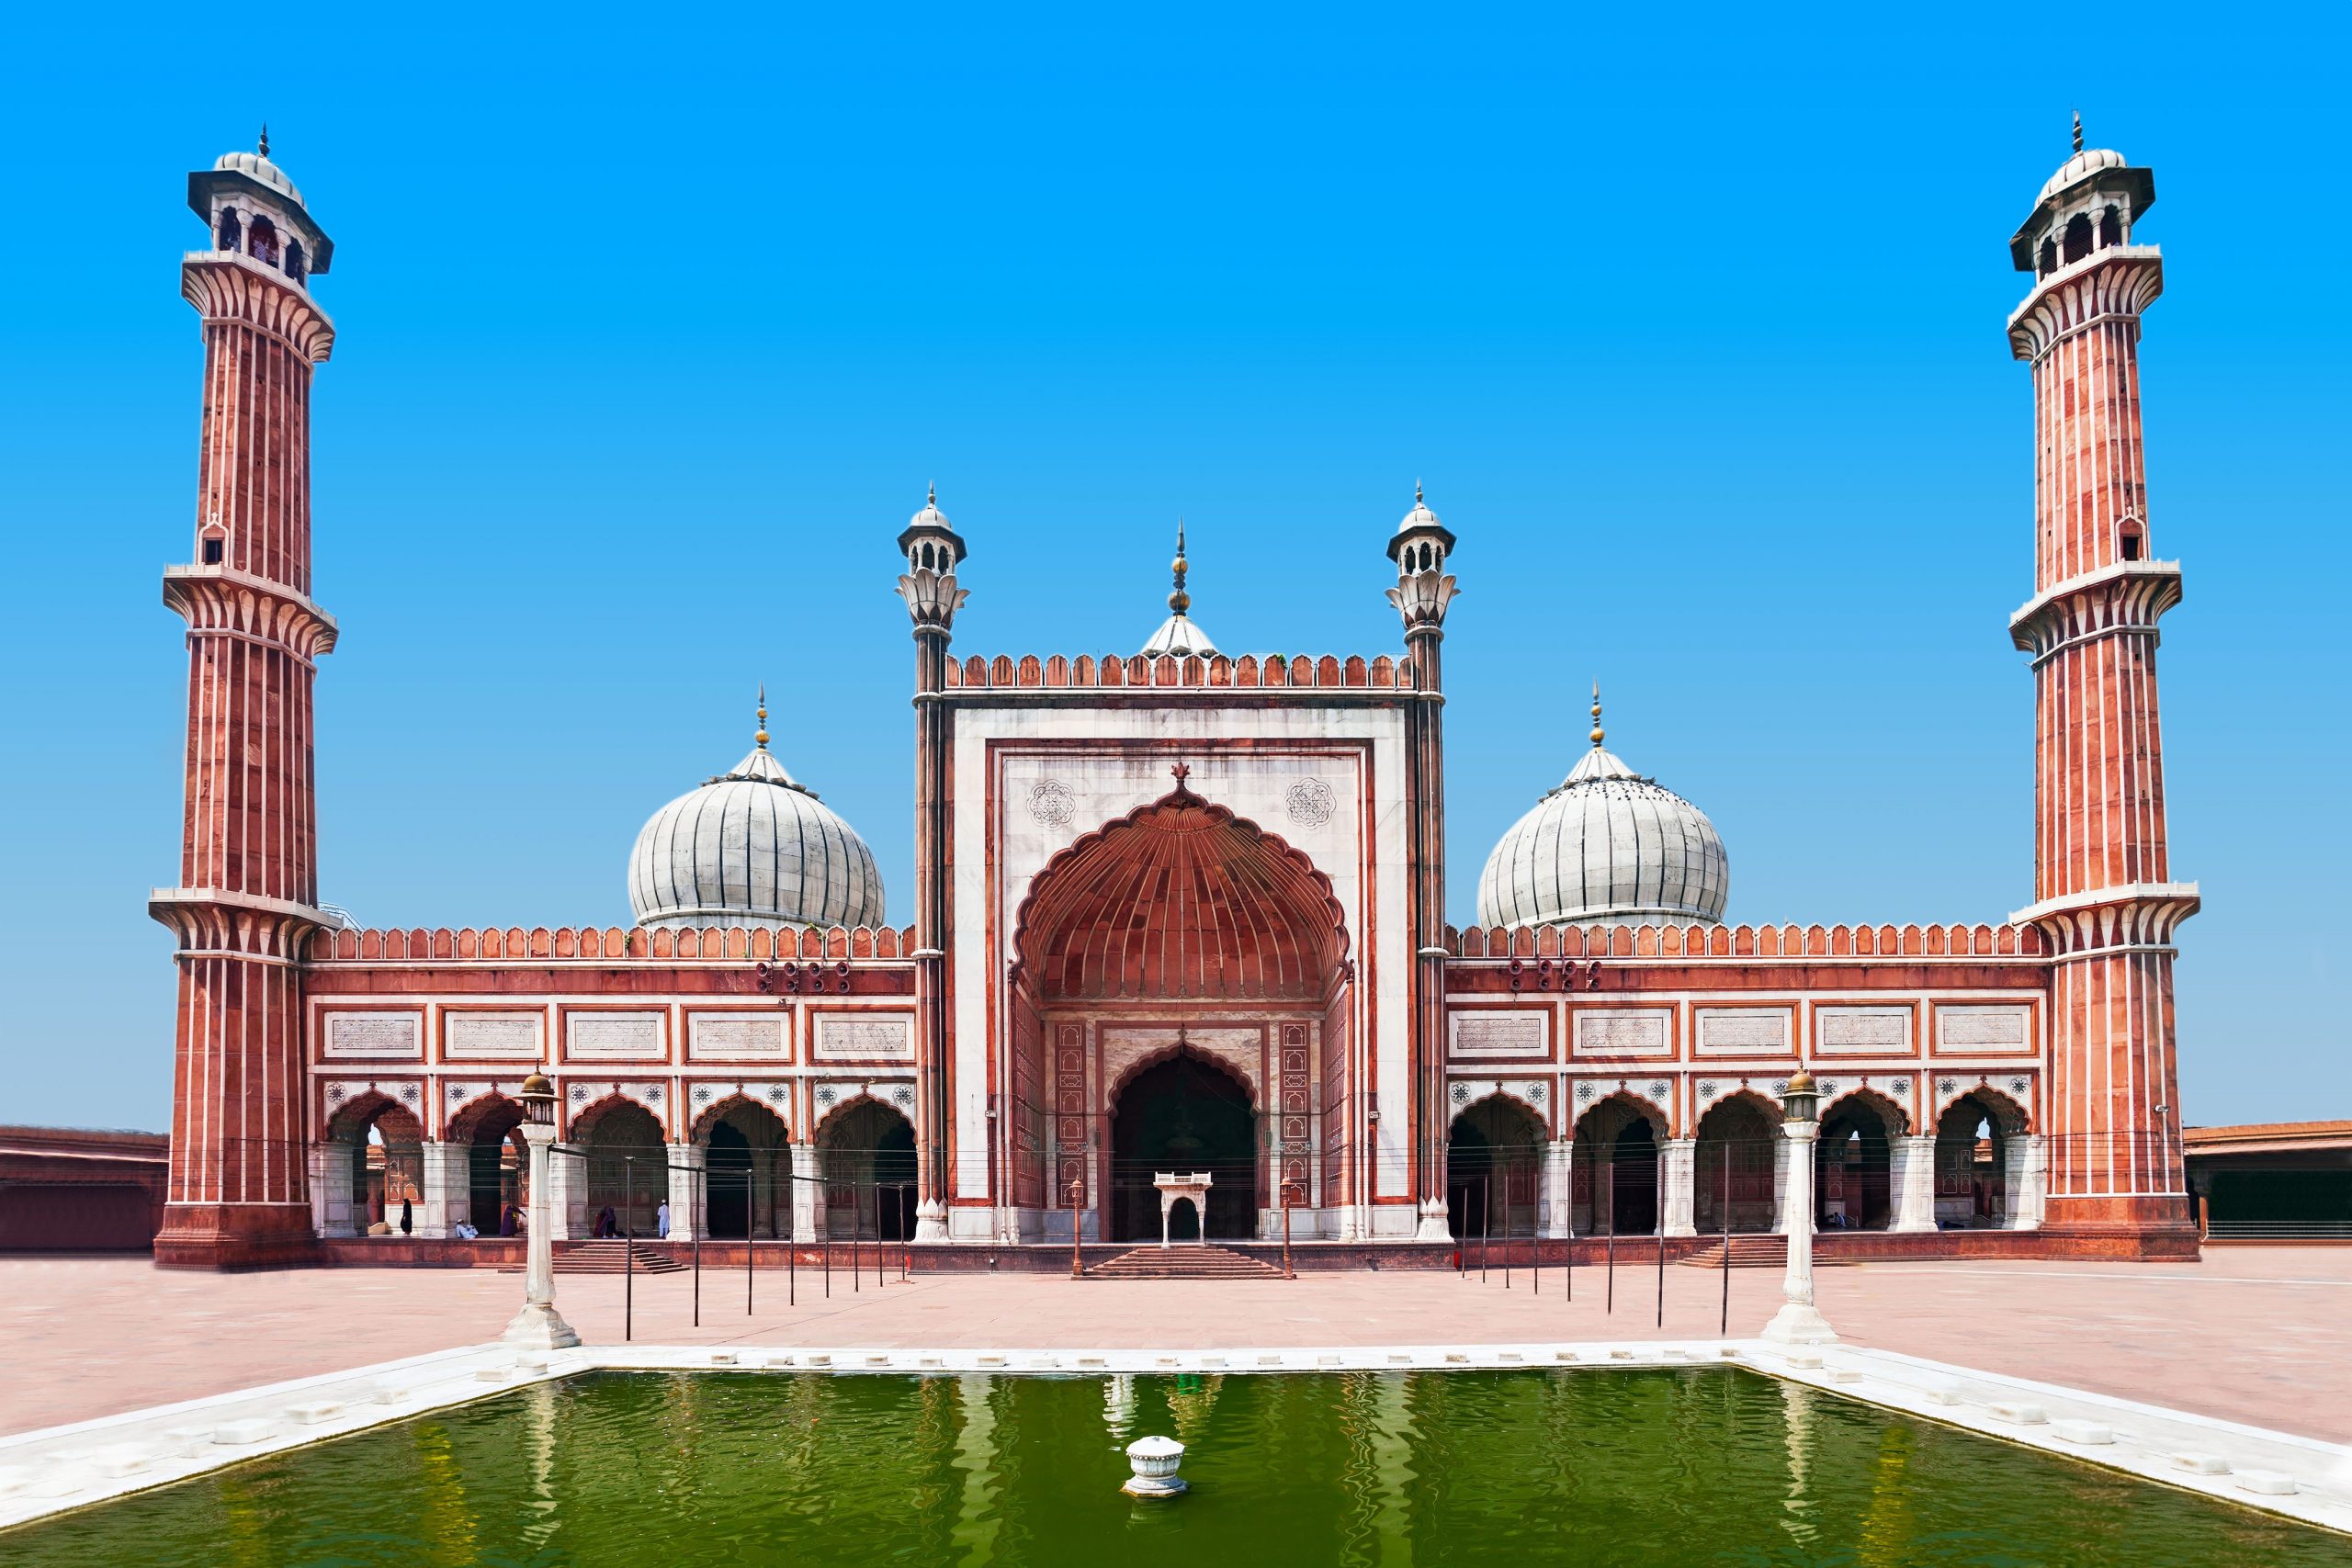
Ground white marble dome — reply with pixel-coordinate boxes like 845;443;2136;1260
1476;719;1728;928
628;728;885;931
2037;146;2126;206
214;147;304;206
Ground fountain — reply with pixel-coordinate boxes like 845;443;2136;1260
1122;1434;1187;1497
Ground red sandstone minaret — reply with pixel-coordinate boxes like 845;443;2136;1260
150;133;339;1268
2007;118;2199;1254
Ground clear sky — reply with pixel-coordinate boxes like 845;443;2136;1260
2;6;2344;1131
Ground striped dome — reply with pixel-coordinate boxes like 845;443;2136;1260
1476;736;1728;929
628;739;884;931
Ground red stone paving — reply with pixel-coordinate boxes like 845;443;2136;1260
4;1248;2346;1445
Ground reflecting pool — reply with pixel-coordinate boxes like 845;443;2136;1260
6;1369;2342;1565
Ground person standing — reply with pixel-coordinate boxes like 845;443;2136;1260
656;1199;672;1239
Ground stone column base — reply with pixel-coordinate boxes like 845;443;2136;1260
913;1199;950;1244
1759;1302;1838;1345
501;1301;581;1349
1413;1199;1453;1243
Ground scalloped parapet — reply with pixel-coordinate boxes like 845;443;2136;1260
1441;921;2046;961
944;651;1417;692
306;923;919;964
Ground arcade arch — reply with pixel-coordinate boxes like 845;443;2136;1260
1936;1088;2030;1229
1108;1049;1258;1241
1818;1090;1905;1232
1571;1094;1665;1236
1694;1092;1779;1235
696;1096;790;1240
1447;1094;1545;1239
571;1096;667;1237
326;1092;423;1235
448;1093;527;1237
817;1098;917;1240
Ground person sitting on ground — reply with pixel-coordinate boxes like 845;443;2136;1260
453;1220;479;1240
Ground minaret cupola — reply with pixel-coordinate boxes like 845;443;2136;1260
2009;113;2153;281
1385;483;1458;635
189;127;334;289
895;485;969;635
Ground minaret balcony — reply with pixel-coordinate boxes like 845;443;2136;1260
163;564;339;661
2008;558;2182;663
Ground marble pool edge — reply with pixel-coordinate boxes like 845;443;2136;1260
3;1337;2347;1540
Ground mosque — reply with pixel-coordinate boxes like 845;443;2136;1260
150;127;2199;1268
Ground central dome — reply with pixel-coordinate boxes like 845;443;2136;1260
628;703;885;931
1475;697;1727;928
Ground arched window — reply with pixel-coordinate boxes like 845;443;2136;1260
2119;523;2143;562
2062;213;2092;265
216;209;243;254
2038;237;2057;276
2098;206;2123;248
284;239;305;285
248;215;279;266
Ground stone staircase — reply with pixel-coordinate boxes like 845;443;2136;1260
1679;1235;1787;1269
550;1239;685;1275
1089;1244;1283;1280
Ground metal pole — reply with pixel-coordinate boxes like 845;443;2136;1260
1480;1173;1491;1284
1565;1144;1574;1303
1069;1174;1084;1280
824;1184;831;1298
1605;1148;1615;1315
1504;1167;1512;1290
745;1166;754;1317
624;1154;635;1344
693;1217;702;1329
1282;1182;1295;1280
1721;1137;1733;1337
787;1168;797;1307
1656;1138;1666;1328
1532;1149;1540;1296
852;1182;861;1294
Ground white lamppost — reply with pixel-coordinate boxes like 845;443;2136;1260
503;1070;581;1349
1761;1069;1838;1346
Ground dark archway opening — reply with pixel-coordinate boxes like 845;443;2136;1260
458;1099;526;1237
1935;1093;2017;1229
818;1100;918;1240
1695;1096;1779;1234
1109;1051;1257;1242
1447;1097;1544;1238
708;1122;753;1240
1818;1100;1894;1230
581;1100;667;1237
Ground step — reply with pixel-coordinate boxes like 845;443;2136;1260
550;1240;686;1274
1089;1244;1283;1280
1679;1235;1788;1269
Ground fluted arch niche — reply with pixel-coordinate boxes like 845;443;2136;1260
1004;781;1356;1230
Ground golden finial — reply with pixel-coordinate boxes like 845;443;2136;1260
1169;518;1191;615
258;123;271;157
2071;111;2083;155
1589;681;1605;748
754;682;770;750
926;480;936;508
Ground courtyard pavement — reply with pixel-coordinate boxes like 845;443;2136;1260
5;1247;2346;1444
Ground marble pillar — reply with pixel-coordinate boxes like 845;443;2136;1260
310;1142;355;1237
790;1143;820;1241
2006;1134;2045;1229
1540;1138;1574;1237
547;1143;584;1241
417;1140;468;1238
1660;1137;1698;1236
1891;1134;1939;1233
667;1142;706;1242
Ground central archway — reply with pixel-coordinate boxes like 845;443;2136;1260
1006;774;1353;1238
1108;1051;1258;1241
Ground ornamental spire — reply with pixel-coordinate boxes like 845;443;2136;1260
1169;518;1192;615
1589;682;1605;748
2071;110;2083;155
259;122;271;157
754;682;770;750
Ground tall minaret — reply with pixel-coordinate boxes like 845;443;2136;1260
1387;487;1458;1243
150;134;339;1268
2006;121;2199;1253
897;488;967;1244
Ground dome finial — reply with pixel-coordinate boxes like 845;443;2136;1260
1169;518;1192;615
2072;110;2083;155
927;480;936;507
1589;681;1605;748
258;122;270;158
754;682;770;750
1415;478;1424;505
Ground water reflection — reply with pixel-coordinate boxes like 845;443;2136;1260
4;1370;2341;1568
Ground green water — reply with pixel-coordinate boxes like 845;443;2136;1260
5;1370;2341;1566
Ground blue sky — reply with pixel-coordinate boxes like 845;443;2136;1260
2;6;2344;1130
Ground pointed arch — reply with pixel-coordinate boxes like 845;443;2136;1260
1011;781;1349;1002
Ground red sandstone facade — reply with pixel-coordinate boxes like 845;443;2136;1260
151;135;2198;1266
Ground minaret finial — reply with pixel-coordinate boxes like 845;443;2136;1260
927;480;936;507
754;683;770;750
1169;518;1192;615
1589;681;1605;748
258;122;271;158
2072;110;2083;155
1415;478;1424;505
